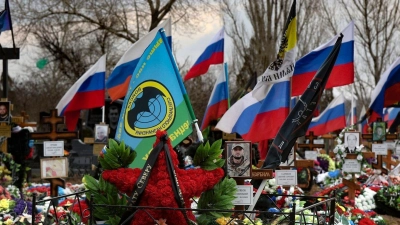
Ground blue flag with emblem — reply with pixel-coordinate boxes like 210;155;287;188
116;29;195;169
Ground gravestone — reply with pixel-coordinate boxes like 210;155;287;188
362;118;397;174
69;139;97;176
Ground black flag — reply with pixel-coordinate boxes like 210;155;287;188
262;34;344;169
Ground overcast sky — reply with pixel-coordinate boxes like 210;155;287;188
1;18;229;80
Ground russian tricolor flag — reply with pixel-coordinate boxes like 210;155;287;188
106;19;171;101
216;80;290;144
292;21;354;96
307;94;346;136
200;65;229;130
368;56;400;122
184;28;224;81
384;108;400;128
56;55;106;131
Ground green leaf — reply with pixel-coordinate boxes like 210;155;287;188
107;216;121;225
125;151;137;166
99;157;113;170
201;161;218;171
98;176;105;190
84;175;99;191
214;159;225;168
194;143;207;165
92;193;109;204
108;139;119;153
104;154;121;168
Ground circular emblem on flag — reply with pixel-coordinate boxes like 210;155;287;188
124;80;175;138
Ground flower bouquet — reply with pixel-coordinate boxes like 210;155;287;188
374;185;400;217
355;188;377;210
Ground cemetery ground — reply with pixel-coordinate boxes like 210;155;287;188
25;166;400;225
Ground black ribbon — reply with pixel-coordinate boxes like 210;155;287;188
163;141;197;225
118;135;196;225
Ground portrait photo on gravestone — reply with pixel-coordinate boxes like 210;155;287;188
344;132;361;153
225;141;252;178
0;101;11;124
94;124;109;143
373;121;386;141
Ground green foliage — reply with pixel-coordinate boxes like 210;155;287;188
197;177;237;223
83;175;127;224
193;139;225;170
196;214;218;225
99;139;137;170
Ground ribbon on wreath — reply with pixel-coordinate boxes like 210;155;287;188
119;134;196;225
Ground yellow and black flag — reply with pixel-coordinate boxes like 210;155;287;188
263;34;344;169
255;0;297;87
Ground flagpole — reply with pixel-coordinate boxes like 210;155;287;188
102;106;105;123
160;29;204;143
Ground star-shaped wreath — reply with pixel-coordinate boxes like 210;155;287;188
85;130;225;225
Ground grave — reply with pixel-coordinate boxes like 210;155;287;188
362;118;398;174
68;139;97;176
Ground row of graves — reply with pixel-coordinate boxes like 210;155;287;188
1;105;399;224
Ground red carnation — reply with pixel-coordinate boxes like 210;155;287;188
101;130;224;225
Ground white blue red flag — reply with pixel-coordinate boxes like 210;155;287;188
200;64;229;130
106;19;171;101
56;55;106;131
384;108;400;128
216;80;290;143
307;94;346;136
184;28;224;81
292;21;354;96
368;56;400;122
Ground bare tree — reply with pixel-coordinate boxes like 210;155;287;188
322;0;400;110
221;0;331;107
8;0;218;120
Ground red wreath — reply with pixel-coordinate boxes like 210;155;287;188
102;130;225;225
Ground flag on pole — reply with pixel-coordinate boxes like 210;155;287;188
106;19;171;101
0;0;11;33
217;0;296;154
184;28;224;81
367;57;400;122
116;29;196;169
308;94;346;136
56;55;106;131
200;63;229;130
292;21;354;96
254;0;297;87
384;108;400;129
262;34;343;169
216;80;290;143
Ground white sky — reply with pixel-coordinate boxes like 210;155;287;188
1;19;227;79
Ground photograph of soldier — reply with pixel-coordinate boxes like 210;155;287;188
226;141;251;178
0;101;11;124
373;122;386;141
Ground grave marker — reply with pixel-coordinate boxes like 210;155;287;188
362;118;397;174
